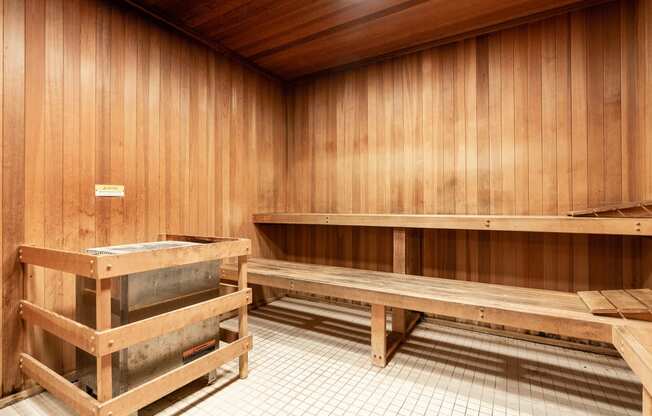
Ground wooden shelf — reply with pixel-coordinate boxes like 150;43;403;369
253;213;652;236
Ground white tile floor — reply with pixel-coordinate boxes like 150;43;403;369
0;297;642;416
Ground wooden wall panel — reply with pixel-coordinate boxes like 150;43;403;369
0;0;287;396
285;0;644;293
636;0;652;289
3;0;24;398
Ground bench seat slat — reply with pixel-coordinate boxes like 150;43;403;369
602;290;652;321
628;289;652;311
578;291;619;316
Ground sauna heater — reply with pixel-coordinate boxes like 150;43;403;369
75;241;221;398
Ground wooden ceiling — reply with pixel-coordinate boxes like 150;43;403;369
125;0;595;80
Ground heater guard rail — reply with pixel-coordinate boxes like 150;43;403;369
17;234;251;416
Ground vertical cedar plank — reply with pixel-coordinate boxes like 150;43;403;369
556;13;572;291
109;7;124;245
3;0;24;395
95;0;111;247
44;0;64;375
24;0;45;368
79;0;96;253
123;11;137;244
542;18;557;290
621;0;636;202
135;18;149;242
148;27;161;240
570;9;590;291
62;0;80;372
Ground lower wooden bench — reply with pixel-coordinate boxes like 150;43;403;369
223;258;652;414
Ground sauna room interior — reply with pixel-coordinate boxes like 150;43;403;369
1;0;652;415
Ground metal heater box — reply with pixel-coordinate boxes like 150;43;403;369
75;241;221;398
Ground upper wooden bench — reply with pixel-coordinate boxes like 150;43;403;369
223;257;652;414
253;212;652;236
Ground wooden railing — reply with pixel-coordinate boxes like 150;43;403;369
19;234;251;416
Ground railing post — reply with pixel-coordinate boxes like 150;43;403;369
95;278;112;402
238;255;249;379
371;304;387;367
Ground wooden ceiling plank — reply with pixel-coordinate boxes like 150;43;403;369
122;0;602;80
256;0;585;78
217;0;329;47
181;0;254;28
255;2;516;76
194;0;283;40
227;0;417;57
242;0;427;61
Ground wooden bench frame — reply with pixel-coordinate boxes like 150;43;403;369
19;234;252;416
224;258;652;361
224;257;652;415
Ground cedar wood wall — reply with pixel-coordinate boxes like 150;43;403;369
0;0;286;395
0;0;651;399
283;0;652;295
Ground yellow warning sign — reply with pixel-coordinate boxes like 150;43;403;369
95;184;125;197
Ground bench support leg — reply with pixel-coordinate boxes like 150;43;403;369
371;304;387;367
392;308;420;339
644;388;652;416
392;228;423;337
238;255;249;379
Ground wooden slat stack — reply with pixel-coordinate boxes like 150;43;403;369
568;200;652;217
579;289;652;321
